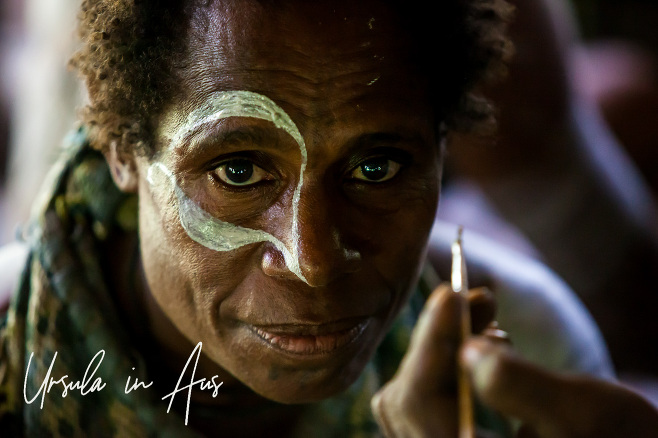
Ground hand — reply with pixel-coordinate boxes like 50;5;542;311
371;283;658;437
371;283;497;437
463;337;658;438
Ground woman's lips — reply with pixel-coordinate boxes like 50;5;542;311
249;319;370;355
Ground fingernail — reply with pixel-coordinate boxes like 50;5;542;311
469;286;493;299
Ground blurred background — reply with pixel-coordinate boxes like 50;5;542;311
436;0;658;391
0;0;81;244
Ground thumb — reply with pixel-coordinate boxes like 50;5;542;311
397;282;462;393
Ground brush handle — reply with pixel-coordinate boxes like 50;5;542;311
452;226;474;438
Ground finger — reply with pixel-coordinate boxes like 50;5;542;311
370;283;462;437
394;282;468;393
370;284;494;437
461;336;569;435
370;392;396;438
371;379;458;438
398;284;497;393
461;337;658;437
468;287;497;334
481;322;512;345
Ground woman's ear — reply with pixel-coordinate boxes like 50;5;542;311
104;141;139;193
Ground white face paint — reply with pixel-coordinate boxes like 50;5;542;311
148;90;309;284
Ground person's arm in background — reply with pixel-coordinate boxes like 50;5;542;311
439;0;658;377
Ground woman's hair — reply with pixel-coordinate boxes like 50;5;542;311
71;0;513;155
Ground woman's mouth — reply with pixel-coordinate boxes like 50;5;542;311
248;318;370;355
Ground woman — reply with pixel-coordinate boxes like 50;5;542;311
0;0;656;436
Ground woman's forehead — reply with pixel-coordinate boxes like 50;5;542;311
167;0;426;126
183;0;421;87
159;0;434;145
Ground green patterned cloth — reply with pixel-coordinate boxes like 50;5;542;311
0;128;434;437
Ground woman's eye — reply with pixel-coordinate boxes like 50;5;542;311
213;159;273;187
350;157;401;183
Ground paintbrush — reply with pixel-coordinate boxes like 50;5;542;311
451;226;474;438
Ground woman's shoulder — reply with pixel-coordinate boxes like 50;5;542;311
0;241;30;313
427;220;615;379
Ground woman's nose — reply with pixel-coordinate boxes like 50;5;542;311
261;187;362;287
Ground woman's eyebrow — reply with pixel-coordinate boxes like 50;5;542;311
169;90;307;156
215;126;267;146
171;90;304;144
185;124;286;155
351;130;428;150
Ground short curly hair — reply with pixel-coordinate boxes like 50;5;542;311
71;0;513;155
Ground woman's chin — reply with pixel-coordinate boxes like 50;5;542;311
248;369;363;405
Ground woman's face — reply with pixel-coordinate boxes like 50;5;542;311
133;0;441;403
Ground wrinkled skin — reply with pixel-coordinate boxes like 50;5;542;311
110;0;440;405
103;0;658;436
